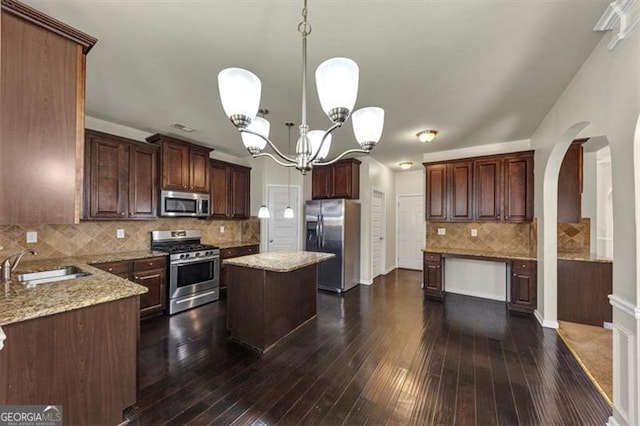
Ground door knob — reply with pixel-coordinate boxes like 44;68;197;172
269;239;274;243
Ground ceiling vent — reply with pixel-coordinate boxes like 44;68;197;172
170;123;195;133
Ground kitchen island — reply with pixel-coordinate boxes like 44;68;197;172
0;252;152;425
224;250;334;353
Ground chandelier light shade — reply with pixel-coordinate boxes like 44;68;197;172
217;68;262;129
308;130;332;160
258;205;270;219
241;116;270;153
315;58;359;123
217;0;384;174
284;206;294;219
352;107;385;150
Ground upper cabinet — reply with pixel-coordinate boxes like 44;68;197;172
210;160;251;219
311;159;360;200
557;139;585;223
146;134;212;194
84;130;158;220
0;0;97;224
424;151;534;223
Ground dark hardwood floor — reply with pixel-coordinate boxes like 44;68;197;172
127;269;611;425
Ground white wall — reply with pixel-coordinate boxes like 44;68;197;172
445;258;506;301
395;169;424;196
529;27;639;425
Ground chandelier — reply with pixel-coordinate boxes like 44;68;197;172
217;0;384;174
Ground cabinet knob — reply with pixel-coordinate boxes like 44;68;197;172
120;212;125;216
135;276;139;280
149;262;153;266
497;215;500;219
108;268;113;272
513;273;516;277
521;264;526;268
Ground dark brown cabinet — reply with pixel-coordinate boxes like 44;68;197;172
558;140;585;223
210;160;251;219
509;260;537;313
84;130;158;220
219;244;260;294
0;1;96;224
423;252;443;299
147;134;212;194
94;256;167;318
311;159;360;199
425;151;534;222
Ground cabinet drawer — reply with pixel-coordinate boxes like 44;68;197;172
238;245;259;256
423;252;442;262
511;260;536;272
221;248;240;259
95;261;131;275
133;256;167;272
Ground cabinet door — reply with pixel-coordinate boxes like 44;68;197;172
161;142;190;191
510;261;536;313
504;155;533;222
312;166;332;199
425;164;447;221
423;261;443;299
474;159;502;221
210;161;230;217
448;162;473;221
189;149;210;193
88;137;128;219
230;166;250;218
557;142;583;223
134;268;166;317
332;161;359;199
128;145;157;218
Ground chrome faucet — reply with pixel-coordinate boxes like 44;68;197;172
2;249;37;282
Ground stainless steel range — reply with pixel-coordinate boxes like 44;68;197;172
151;230;220;314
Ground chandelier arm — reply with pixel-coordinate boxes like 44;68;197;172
314;148;371;167
252;152;298;168
308;122;342;163
240;128;296;163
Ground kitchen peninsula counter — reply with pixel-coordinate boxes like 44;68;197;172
0;250;162;326
225;250;334;353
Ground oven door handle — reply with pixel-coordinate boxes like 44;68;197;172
172;256;219;266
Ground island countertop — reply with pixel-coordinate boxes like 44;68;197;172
223;250;335;273
0;250;163;326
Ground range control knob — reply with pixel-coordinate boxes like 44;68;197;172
184;253;190;259
179;254;186;259
195;252;201;257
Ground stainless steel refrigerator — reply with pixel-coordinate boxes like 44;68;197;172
305;199;360;293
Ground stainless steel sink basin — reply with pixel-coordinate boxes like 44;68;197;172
18;266;91;286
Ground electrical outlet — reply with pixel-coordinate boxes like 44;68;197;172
26;231;37;243
437;228;446;236
116;229;125;239
219;226;225;233
471;229;478;237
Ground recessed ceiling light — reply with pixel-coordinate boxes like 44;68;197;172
399;161;413;170
170;123;195;133
416;130;438;143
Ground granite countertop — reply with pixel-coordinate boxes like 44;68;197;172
0;250;165;326
422;247;537;261
557;253;613;263
216;241;260;249
223;250;335;273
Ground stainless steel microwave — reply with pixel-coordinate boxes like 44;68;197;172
160;190;210;217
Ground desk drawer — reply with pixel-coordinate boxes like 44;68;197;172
423;252;442;263
511;260;536;272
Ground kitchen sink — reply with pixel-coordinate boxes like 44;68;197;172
18;266;91;286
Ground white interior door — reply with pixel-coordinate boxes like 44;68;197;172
372;190;385;278
267;185;300;252
397;195;424;270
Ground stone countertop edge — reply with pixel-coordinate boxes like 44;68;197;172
223;250;335;273
0;250;166;327
422;247;613;263
215;241;261;249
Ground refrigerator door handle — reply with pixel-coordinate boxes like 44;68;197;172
316;215;321;249
321;214;325;249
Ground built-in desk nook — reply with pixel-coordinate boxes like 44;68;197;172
224;251;334;353
422;248;537;313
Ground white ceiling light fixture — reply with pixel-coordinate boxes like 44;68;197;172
217;0;385;175
399;161;413;170
416;130;438;143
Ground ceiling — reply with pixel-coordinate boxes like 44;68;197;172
24;0;607;171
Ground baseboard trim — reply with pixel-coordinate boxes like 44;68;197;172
360;279;373;285
445;287;505;302
608;294;640;319
534;309;559;329
384;266;395;275
607;415;621;426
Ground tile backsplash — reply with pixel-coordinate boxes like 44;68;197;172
557;218;590;253
0;218;260;260
425;221;536;256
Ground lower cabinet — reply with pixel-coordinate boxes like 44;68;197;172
509;260;537;313
220;244;259;294
423;252;443;299
94;256;167;318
